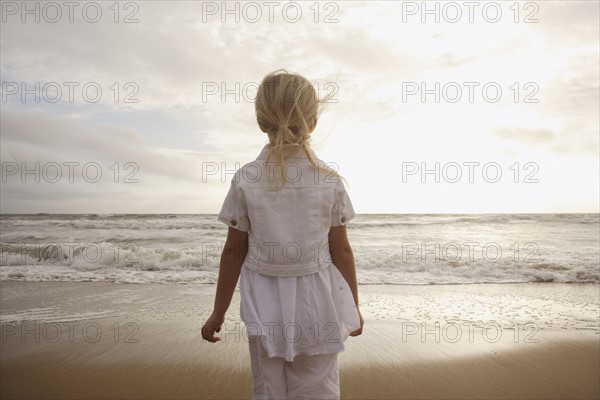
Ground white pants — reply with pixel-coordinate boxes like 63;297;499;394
248;338;340;400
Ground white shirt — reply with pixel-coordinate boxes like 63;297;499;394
218;145;360;361
217;143;361;361
218;143;356;277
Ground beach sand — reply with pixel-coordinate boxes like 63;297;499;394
1;281;598;399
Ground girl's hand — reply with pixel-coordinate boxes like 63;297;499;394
349;307;364;337
201;312;224;343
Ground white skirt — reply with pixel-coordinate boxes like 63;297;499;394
239;263;361;362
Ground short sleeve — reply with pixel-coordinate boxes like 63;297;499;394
330;180;356;227
217;177;250;233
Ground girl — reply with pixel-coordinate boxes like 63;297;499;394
201;69;363;400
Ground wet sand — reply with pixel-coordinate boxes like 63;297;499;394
1;281;599;399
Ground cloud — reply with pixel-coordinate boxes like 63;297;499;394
494;125;598;157
0;0;598;213
0;108;235;213
495;127;556;143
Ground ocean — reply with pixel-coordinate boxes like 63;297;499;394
1;214;598;285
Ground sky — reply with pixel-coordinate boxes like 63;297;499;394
1;0;598;214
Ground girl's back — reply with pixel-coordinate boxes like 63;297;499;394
219;142;354;277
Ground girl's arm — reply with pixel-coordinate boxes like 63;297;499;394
328;225;364;336
201;227;249;343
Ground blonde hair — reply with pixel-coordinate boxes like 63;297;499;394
255;69;346;191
